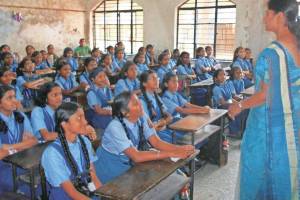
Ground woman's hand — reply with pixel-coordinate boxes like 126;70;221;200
85;125;97;141
228;102;242;119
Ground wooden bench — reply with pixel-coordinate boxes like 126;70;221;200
95;151;199;200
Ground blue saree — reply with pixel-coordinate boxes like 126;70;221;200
239;41;300;199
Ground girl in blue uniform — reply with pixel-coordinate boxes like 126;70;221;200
99;54;120;85
1;52;18;72
63;47;78;73
16;58;45;108
212;69;246;136
139;70;182;143
55;61;87;101
0;85;38;195
176;52;197;83
205;46;219;70
94;91;195;184
106;46;115;61
134;53;149;76
32;51;49;70
157;53;172;84
0;67;23;103
86;68;113;137
91;48;102;64
41;102;101;200
114;61;140;96
195;47;213;81
31;82;62;141
244;48;254;72
232;47;253;88
229;67;245;95
112;48;126;70
170;49;180;69
161;72;210;119
79;57;97;87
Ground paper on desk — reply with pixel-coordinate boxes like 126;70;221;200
170;157;180;162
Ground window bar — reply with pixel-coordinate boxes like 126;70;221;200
176;6;180;49
117;0;120;43
213;0;219;57
104;0;107;49
193;0;198;57
93;12;96;48
130;0;134;54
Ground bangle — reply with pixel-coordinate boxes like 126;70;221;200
238;102;243;109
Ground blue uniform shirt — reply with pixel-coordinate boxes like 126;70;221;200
195;57;212;80
212;81;236;108
87;85;113;109
114;78;140;96
41;136;97;187
79;71;93;87
176;64;194;76
232;58;249;71
55;74;78;90
136;63;149;75
205;56;218;67
162;91;187;118
35;62;49;70
66;58;78;72
157;66;171;84
231;79;245;95
31;105;55;139
112;58;126;70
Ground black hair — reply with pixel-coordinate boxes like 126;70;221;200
146;44;153;51
139;70;167;120
16;58;32;76
35;82;60;107
158;53;168;64
133;53;144;64
89;67;104;80
171;49;180;59
205;46;212;51
120;61;136;79
161;72;177;94
55;102;91;184
195;47;205;59
91;48;100;54
0;44;9;52
114;48;124;57
213;69;225;82
112;92;150;151
32;51;41;58
84;57;96;67
25;45;34;52
47;44;54;49
106;45;114;51
63;47;73;57
138;47;145;54
176;51;191;67
268;0;300;49
0;85;24;133
56;60;70;71
0;66;11;78
99;54;111;66
230;66;242;80
232;46;243;62
0;52;13;64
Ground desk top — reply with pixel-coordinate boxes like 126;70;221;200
95;150;199;200
189;78;214;88
3;142;50;170
168;109;227;132
241;86;255;96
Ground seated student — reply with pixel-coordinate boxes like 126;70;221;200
115;41;127;60
140;70;182;143
16;58;46;108
79;57;97;87
230;66;245;95
55;60;87;101
0;85;38;194
106;45;115;61
24;45;35;59
161;72;210;119
99;54;119;84
32;51;49;70
157;53;172;84
63;47;78;73
0;67;23;103
170;49;180;69
231;47;253;88
94;91;195;184
86;68;113;137
31;82;62;142
245;48;254;72
133;52;149;76
137;46;146;56
91;48;102;64
74;38;92;57
112;48;126;70
41;102;101;200
47;44;59;66
176;51;197;84
212;69;246;136
145;44;157;66
205;46;220;70
195;47;213;81
40;50;51;68
1;52;18;72
114;61;140;96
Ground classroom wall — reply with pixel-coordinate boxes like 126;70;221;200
0;0;88;57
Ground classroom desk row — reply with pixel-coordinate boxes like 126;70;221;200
2;108;229;200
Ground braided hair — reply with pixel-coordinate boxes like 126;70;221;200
161;72;177;95
112;92;149;151
139;70;167;120
55;102;91;184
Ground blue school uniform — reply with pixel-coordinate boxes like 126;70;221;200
195;57;212;80
86;85;113;130
41;136;98;200
245;59;253;72
176;64;194;76
0;84;23;102
66;57;78;72
112;58;126;70
0;112;34;195
170;58;177;69
145;52;151;66
94;114;156;184
55;74;78;100
205;56;218;67
114;78;140;96
79;71;93;87
140;92;182;143
30;105;55;141
16;74;40;108
136;63;149;75
157;66;171;84
232;58;253;88
8;63;18;72
35;62;49;70
231;79;245;95
162;91;187;119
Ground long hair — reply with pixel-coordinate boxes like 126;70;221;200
120;61;136;79
176;51;191;67
232;46;243;62
161;72;177;95
35;82;60;107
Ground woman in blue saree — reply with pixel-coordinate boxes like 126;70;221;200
229;0;300;199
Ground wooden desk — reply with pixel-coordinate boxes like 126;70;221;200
95;151;199;200
3;142;50;200
241;86;255;97
69;91;88;109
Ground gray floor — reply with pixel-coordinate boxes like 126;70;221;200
193;138;241;200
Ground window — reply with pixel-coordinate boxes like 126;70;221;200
93;0;143;54
176;0;236;60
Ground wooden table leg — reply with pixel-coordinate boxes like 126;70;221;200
12;164;17;192
40;166;48;200
29;168;35;200
189;133;195;200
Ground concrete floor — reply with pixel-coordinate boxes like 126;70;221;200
193;138;241;200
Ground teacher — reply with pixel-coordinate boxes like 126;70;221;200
229;0;300;199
